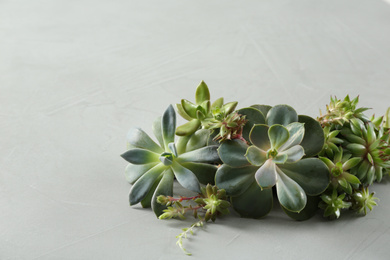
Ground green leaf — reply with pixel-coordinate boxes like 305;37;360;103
171;161;201;193
342;157;361;171
211;97;224;109
195;81;210;105
215;164;258;196
141;174;163;208
152;116;164;148
184;129;210;152
279;122;305;152
268;124;289;150
181;99;198;118
178;146;220;163
250;104;272;118
151;168;174;217
162;105;176;150
266;104;298;126
176;103;193;121
245;145;267;166
255;159;277;189
319;156;335;169
231;181;273;218
384;107;390;128
249;124;271;151
223;101;238;115
279;145;305;163
366;122;376;144
127;127;164;153
180;162;217;185
237;107;265;142
276;168;307;213
346;143;366;157
125;162;158;184
121;148;160;164
218;139;250;167
175;119;201;136
278;158;330;196
129;164;166;205
298;115;325;157
282;195;320;221
343;172;361;185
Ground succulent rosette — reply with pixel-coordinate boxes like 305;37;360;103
121;105;220;216
215;104;330;219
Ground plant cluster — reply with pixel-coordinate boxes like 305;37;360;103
121;82;390;254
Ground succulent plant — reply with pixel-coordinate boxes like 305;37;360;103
351;187;379;215
121;105;220;216
319;189;352;219
175;81;239;138
215;104;330;219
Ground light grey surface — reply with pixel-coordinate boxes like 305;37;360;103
1;0;390;259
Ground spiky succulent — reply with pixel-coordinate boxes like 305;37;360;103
319;189;352;219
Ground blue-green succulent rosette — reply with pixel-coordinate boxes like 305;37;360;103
215;104;330;220
121;105;220;217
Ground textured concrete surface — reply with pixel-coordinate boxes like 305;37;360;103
1;0;390;259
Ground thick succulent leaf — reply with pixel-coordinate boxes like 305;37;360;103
255;159;277;189
298;115;325;157
231;181;273;219
175;119;200;136
384;107;390;128
245;145;267;166
127;127;164;153
184;129;210;152
250;104;272;118
178;145;220;163
152;116;164;148
215;164;258;196
180;162;217;185
272;153;288;164
276;167;307;213
162;105;176;149
279;145;305;163
176;103;193;121
237;107;265;142
151;168;174;217
218;139;250;167
171;161;201;193
278;158;330;196
181;99;198;118
121;148;160;164
211;97;224;109
125;162;158;184
282;195;320;221
266;104;298;126
129;164;166;205
249;124;271;151
140;174;163;208
195;81;210;105
223;101;238;115
268;124;289;150
278;123;305;152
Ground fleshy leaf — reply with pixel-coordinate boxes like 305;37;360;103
276;167;307;213
129;164;166;205
278;158;330;196
211;97;224;109
162;105;176;150
125;162;158;184
184;129;209;152
237;107;265;142
175;119;200;136
121;148;160;164
279;145;305;163
215;164;258;196
272;153;288;164
266;104;298;126
298;115;325;157
140;174;163;208
255;159;277;189
223;101;238;115
278;123;304;152
195;81;210;105
127;127;164;153
245;145;267;166
250;104;272;119
176;103;193;121
152;116;164;148
231;181;273;218
282;195;320;221
178;146;220;163
171;161;201;193
151;168;174;217
249;124;271;151
268;124;289;150
218;139;250;167
180;162;217;185
181;99;198;118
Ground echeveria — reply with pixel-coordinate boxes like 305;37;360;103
216;104;330;219
121;105;220;216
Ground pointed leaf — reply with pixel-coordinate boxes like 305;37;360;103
249;124;271;151
195;81;210;105
298;115;325;157
215;164;258;196
278;158;330;196
266;104;298;126
237;107;265;142
152;116;164;148
178;145;220;163
343;172;361;185
342;157;361;171
279;145;305;163
319;156;335;169
175;119;201;136
181;99;197;118
276;168;307;213
278;122;305;152
223;101;238;115
176;103;193;121
129;164;166;205
126;127;164;153
162;105;176;149
184;129;210;152
255;159;277;189
125;162;158;184
171;161;200;193
268;124;289;150
218;139;250;167
211;97;224;109
151;168;174;217
180;162;217;185
121;148;160;164
141;174;163;208
231;181;273;219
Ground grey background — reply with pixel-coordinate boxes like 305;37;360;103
1;0;390;259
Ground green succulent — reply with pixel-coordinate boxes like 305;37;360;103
351;187;379;215
319;126;343;158
121;105;220;216
175;81;238;137
215;104;330;219
319;189;352;219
